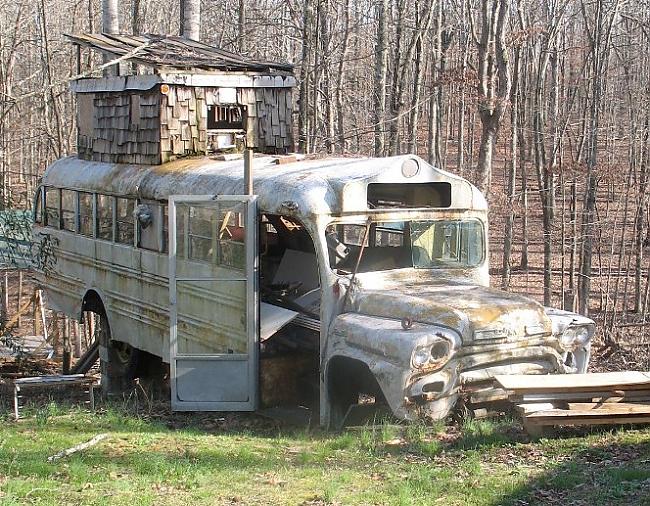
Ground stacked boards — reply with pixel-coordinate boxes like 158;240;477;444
494;372;650;435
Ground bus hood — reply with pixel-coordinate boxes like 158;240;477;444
347;278;552;343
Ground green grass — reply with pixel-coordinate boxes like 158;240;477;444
1;404;650;505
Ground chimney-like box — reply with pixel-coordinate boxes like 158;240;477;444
68;34;295;165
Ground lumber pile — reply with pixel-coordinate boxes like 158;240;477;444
494;371;650;435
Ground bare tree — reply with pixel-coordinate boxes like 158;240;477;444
373;0;389;156
180;0;200;41
470;0;511;194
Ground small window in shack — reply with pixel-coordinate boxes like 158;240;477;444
207;105;244;130
367;182;452;209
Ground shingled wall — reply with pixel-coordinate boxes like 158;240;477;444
77;91;161;165
76;84;294;165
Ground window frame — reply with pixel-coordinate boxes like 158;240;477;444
33;186;44;225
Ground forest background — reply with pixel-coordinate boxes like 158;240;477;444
1;0;649;363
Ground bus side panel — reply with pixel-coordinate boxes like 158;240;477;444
39;230;172;363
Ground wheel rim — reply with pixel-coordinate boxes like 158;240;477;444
112;341;133;365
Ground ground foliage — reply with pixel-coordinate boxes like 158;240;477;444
0;403;649;505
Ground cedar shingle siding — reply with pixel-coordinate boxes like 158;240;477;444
77;84;294;165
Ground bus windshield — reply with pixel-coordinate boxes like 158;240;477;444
326;219;484;273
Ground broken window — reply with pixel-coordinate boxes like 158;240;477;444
367;182;452;209
207;105;244;130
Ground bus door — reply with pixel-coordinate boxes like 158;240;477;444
168;195;258;411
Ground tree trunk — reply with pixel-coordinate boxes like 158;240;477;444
180;0;200;41
335;0;350;153
373;0;388;157
101;0;119;76
472;0;511;194
502;47;520;289
238;0;246;52
132;0;142;34
102;0;119;33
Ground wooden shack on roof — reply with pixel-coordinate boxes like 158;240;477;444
66;33;295;165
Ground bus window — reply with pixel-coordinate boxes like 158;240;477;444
218;209;245;270
79;192;93;237
33;188;43;224
187;205;213;262
61;190;76;232
44;187;60;229
97;194;113;241
162;205;168;253
116;198;135;245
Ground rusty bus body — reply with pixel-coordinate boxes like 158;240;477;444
33;154;594;426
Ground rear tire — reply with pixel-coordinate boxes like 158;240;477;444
93;311;138;396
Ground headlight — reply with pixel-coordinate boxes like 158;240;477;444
411;338;452;369
559;325;592;351
412;347;431;368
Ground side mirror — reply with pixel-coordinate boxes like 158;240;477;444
326;230;350;264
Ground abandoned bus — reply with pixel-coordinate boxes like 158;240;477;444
32;153;594;426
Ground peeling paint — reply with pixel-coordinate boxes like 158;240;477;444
36;153;595;425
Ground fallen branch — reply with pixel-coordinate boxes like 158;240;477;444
47;433;108;463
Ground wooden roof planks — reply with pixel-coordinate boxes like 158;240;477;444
494;371;650;434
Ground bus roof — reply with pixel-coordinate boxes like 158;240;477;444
42;155;486;218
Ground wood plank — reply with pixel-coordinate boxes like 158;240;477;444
526;415;650;427
527;405;650;419
566;402;650;413
511;390;650;403
515;403;555;415
495;372;650;392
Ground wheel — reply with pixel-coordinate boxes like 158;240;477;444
93;311;139;396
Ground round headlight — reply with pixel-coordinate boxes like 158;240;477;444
559;325;591;351
573;326;590;346
412;347;431;368
560;327;577;349
430;340;451;361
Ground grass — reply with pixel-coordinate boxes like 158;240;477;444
1;403;650;505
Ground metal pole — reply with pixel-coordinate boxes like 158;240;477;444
244;148;254;196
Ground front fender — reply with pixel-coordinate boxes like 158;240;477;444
327;312;459;419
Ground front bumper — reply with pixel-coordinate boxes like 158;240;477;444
391;338;590;421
